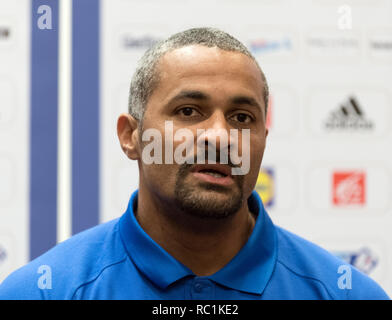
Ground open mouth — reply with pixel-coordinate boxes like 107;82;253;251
197;168;228;178
191;164;234;186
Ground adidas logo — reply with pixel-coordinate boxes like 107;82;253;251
324;96;374;130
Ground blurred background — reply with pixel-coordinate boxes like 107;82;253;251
0;0;391;296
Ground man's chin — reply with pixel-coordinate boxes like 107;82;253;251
174;183;243;219
196;181;236;193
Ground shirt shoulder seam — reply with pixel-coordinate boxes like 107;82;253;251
276;258;340;300
71;255;128;299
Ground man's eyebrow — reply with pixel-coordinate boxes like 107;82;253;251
167;90;210;104
166;91;262;111
230;95;262;111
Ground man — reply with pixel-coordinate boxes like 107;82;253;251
0;28;389;300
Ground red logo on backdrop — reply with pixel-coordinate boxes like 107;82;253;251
266;95;273;129
332;171;366;206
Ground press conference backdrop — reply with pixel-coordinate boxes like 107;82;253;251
0;0;58;281
1;0;392;296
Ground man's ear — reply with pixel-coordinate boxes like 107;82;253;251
117;113;140;160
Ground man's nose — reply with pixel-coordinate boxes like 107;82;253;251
197;111;232;153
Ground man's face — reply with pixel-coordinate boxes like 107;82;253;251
135;45;268;219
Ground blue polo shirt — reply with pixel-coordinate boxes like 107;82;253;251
0;190;389;300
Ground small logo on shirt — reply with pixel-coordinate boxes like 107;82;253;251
332;171;366;206
255;167;275;208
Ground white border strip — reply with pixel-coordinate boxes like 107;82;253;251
57;0;72;243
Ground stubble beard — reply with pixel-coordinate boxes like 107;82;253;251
174;163;245;220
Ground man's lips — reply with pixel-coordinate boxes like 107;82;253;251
190;164;234;186
191;164;233;176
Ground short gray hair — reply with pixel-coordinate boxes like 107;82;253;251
128;27;269;121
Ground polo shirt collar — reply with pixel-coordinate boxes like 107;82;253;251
119;189;277;295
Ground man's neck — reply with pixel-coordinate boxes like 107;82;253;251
134;187;256;276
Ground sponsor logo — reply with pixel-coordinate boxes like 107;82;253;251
249;37;292;55
368;32;392;60
304;30;360;59
370;39;392;51
122;35;161;49
332;171;366;206
266;95;273;129
0;26;10;40
255;167;275;208
334;247;378;275
324;96;374;131
0;245;7;265
307;36;358;49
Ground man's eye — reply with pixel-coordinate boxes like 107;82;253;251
177;107;199;117
232;113;252;123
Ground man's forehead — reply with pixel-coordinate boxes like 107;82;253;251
156;45;264;86
163;45;232;62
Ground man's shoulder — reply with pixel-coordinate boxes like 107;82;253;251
0;218;127;300
273;226;389;300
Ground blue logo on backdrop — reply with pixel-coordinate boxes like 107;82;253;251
249;37;292;54
0;245;7;265
334;247;378;275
